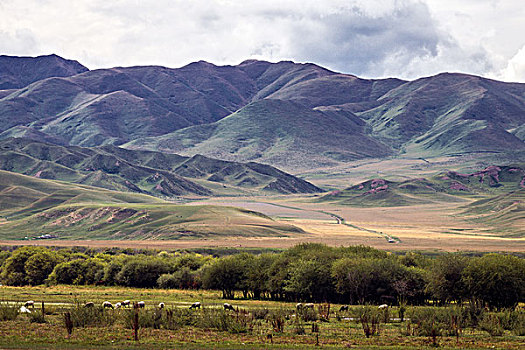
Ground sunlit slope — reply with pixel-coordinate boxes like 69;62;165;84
0;170;303;239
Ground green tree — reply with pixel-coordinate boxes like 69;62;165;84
24;250;63;285
116;257;170;288
1;247;49;286
48;257;106;285
201;255;245;299
426;254;468;304
462;254;525;309
285;258;335;302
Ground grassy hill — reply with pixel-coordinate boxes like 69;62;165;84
319;165;525;207
0;138;322;196
124;99;393;170
460;189;525;237
0;170;303;240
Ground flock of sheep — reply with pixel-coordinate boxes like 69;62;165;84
22;299;389;313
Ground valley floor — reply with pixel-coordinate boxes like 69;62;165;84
2;197;523;253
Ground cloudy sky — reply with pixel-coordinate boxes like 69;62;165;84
1;0;524;82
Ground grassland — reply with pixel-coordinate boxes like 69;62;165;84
0;285;523;349
0;171;303;240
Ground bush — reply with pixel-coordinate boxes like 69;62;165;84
68;305;117;327
479;314;504;336
510;311;525;336
267;309;288;333
27;311;46;324
408;308;442;335
251;308;269;320
197;308;253;334
354;305;381;338
116;257;170;288
0;302;19;321
298;307;318;322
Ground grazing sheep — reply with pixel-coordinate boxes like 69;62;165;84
296;303;303;310
114;302;122;309
19;306;31;313
158;302;165;309
304;303;314;309
378;304;389;310
339;305;349;312
122;300;131;307
189;302;201;310
102;301;114;309
84;302;95;308
223;303;235;311
24;300;34;308
137;301;145;308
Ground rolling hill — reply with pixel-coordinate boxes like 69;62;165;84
460;188;525;237
0;55;523;172
319;165;525;207
0;138;322;196
0;170;304;240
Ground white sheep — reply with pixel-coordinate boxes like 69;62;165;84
158;302;165;309
122;300;131;307
223;303;235;311
304;303;314;309
24;300;34;308
19;306;31;313
189;302;201;310
114;302;122;309
378;304;389;310
102;301;114;309
137;301;145;308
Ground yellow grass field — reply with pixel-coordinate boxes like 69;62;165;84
2;196;523;253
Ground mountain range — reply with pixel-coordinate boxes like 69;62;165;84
0;54;523;172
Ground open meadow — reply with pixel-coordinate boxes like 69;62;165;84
0;285;524;349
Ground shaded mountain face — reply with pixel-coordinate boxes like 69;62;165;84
124;99;393;169
0;138;322;196
0;55;524;171
0;54;88;90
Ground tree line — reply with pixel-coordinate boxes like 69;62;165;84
0;244;523;309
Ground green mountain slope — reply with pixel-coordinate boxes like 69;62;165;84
0;55;524;172
124;99;393;170
0;138;322;196
0;170;303;240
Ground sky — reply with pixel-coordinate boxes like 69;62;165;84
1;0;525;82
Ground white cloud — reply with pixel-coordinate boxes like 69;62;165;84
502;46;525;82
0;0;524;81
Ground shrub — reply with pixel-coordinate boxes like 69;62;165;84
68;305;117;327
251;308;269;320
353;305;381;338
197;308;253;334
0;302;19;321
407;307;444;345
267;309;288;333
27;311;46;324
479;314;504;336
298;307;318;322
